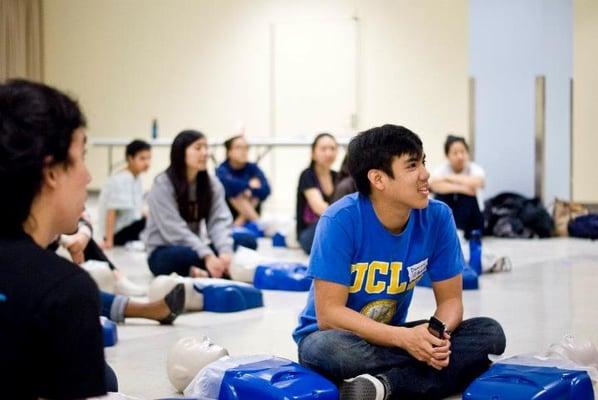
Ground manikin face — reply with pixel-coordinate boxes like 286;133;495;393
447;141;469;173
48;128;92;235
166;336;229;392
379;153;430;210
127;149;152;175
311;136;338;169
546;334;598;366
227;137;249;166
185;138;209;175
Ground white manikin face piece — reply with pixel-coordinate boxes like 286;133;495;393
546;335;598;367
167;336;229;392
229;247;266;283
82;260;115;293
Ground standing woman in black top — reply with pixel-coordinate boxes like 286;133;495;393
296;133;339;254
0;80;117;398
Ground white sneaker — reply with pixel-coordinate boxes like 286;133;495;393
115;276;147;297
340;374;386;400
125;240;146;252
489;256;513;273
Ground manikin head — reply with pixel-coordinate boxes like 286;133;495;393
167;336;229;392
546;335;598;367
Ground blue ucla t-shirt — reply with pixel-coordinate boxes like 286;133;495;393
292;193;464;344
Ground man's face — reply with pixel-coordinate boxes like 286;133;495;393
128;149;152;175
381;153;430;210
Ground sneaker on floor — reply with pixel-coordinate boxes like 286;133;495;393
489;256;513;273
115;276;147;297
340;374;386;400
159;283;185;325
124;240;146;252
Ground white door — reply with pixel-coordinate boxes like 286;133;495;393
272;18;358;137
266;18;357;215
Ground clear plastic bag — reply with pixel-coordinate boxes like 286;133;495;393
183;355;275;399
491;334;598;397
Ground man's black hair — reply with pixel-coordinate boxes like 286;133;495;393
348;124;423;196
126;139;151;158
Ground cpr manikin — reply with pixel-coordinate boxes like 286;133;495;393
149;246;272;306
148;274;257;311
229;246;268;282
167;336;338;400
167;336;229;392
494;334;598;395
82;260;116;293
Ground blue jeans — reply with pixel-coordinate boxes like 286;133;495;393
298;317;506;400
148;245;203;277
434;194;484;240
100;292;128;323
298;224;317;255
148;234;257;277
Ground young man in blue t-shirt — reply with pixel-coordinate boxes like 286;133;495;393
293;125;506;400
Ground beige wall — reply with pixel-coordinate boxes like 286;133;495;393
573;0;598;203
43;0;468;213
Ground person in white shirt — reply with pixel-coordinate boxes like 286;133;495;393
429;135;485;238
98;140;151;249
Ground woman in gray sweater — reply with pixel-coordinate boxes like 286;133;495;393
145;130;255;278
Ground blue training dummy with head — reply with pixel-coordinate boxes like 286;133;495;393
166;336;338;399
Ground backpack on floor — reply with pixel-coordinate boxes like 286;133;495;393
568;214;598;240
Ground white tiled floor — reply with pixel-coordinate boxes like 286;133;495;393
98;236;598;399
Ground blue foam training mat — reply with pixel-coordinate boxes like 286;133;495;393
416;266;479;290
463;363;594;400
253;263;311;291
100;316;118;347
271;233;287;248
219;357;338;400
243;221;265;238
195;283;264;313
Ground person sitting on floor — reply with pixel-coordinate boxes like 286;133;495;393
53;212;146;296
98;139;151;249
429;134;485;239
331;153;357;203
295;132;338;254
145;130;256;279
293;124;505;400
216;135;271;227
48;214;185;325
0;79;118;398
